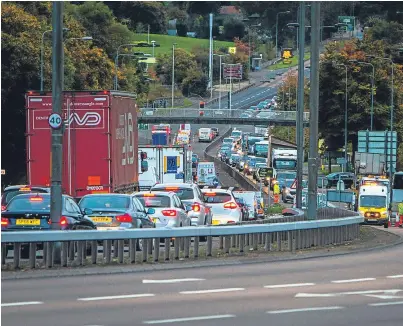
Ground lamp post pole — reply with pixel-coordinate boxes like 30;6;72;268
114;43;138;90
172;43;177;108
276;11;291;59
336;63;348;172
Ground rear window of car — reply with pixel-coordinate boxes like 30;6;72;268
79;196;130;209
2;189;48;206
7;195;51;211
136;195;171;208
203;193;232;204
152;187;194;200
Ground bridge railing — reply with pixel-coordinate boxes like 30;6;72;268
140;109;310;122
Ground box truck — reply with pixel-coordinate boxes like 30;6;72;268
152;130;168;145
25;90;139;199
138;145;192;190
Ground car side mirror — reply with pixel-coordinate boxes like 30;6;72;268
147;208;156;214
83;208;93;215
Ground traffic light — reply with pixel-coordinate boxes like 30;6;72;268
140;151;148;172
199;101;205;109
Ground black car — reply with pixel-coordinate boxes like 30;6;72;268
1;185;50;211
1;193;96;258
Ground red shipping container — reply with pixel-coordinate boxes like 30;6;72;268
25;90;139;198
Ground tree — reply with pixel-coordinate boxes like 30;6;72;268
223;17;245;41
181;70;208;97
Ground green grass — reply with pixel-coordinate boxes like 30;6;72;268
265;204;285;215
269;53;311;71
132;33;234;56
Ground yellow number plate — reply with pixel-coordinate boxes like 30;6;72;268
91;217;112;223
153;218;158;223
212;220;220;225
16;219;40;225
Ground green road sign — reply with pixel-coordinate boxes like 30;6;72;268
338;16;355;31
258;167;274;178
139;123;149;130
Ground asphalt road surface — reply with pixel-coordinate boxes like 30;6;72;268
3;230;403;326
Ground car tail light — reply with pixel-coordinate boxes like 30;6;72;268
165;187;179;191
204;192;216;196
60;216;68;225
1;217;9;226
1;205;6;211
143;193;155;197
162;209;177;217
192;203;200;212
224;202;238;209
116;214;133;223
30;196;43;202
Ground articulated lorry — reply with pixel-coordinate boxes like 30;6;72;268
25;90;139;199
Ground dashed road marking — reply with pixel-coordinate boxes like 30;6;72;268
387;275;403;279
179;288;245;295
142;278;205;284
267;306;344;314
143;314;236;324
369;301;403;307
264;283;316;289
77;294;155;301
1;301;44;307
331;278;376;284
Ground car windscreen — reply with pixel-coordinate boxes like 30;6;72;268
7;195;51;211
255;144;268;151
2;189;49;205
231;132;241;138
274;159;297;170
79;196;130;209
360;195;386;208
152;187;194;200
203;193;232;204
255;157;266;163
136;195;171;208
223;138;233;143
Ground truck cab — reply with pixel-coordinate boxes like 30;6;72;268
358;185;389;228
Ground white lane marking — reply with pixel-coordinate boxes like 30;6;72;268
143;314;236;324
331;278;376;284
296;289;402;298
387;275;403;279
77;294;155;301
264;283;315;289
365;294;403;299
267;306;344;314
179;288;245;295
1;301;44;307
369;301;403;307
142;278;205;284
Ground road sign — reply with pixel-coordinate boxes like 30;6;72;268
138;123;149;130
338;16;355;31
228;47;236;54
48;113;63;129
281;48;294;59
223;64;243;79
291;178;297;189
1;169;5;175
258;167;273;178
336;157;346;165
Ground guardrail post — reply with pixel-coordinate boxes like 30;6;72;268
154;238;160;262
219;236;224;249
148;239;153;255
235;235;240;248
179;237;185;252
239;234;244;253
29;243;36;269
164;238;170;261
68;241;75;262
129;239;136;264
43;242;47;265
113;240;118;258
224;236;230;254
2;245;6;265
288;231;292;251
77;241;84;266
231;235;236;248
143;238;148;262
277;232;282;251
174;238;180;260
184;237;190;258
245;233;250;246
90;240;97;265
253;233;258;250
46;242;53;268
13;243;20;270
105;240;112;263
194;236;199;258
207;236;212;256
264;233;271;251
118;240;124;263
291;231;296;253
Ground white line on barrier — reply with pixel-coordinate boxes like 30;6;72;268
1;301;44;307
369;301;403;307
179;288;245;295
267;307;344;314
386;275;403;279
77;294;155;301
143;314;236;324
331;278;376;284
264;283;316;289
142;278;205;284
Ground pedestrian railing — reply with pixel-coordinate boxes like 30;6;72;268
2;211;362;270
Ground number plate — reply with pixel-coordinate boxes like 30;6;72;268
367;219;378;222
212;220;220;225
16;219;40;225
91;217;112;223
152;218;158;223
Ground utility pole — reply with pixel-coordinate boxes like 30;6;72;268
295;2;305;209
50;1;63;229
171;43;176;108
307;2;320;219
209;13;213;99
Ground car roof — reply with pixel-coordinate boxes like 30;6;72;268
201;188;233;195
151;183;194;189
81;193;132;198
4;185;50;191
135;191;174;197
10;193;72;200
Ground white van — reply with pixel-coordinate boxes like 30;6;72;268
198;128;213;142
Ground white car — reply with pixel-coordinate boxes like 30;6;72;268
201;188;242;225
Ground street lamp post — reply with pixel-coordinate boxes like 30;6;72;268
172;43;177;108
151;40;156;57
296;4;311;56
247;23;261;84
213;54;228;110
349;60;375;130
276;11;291;59
114;43;139;90
335;63;349;172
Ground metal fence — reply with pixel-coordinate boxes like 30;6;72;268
2;213;362;270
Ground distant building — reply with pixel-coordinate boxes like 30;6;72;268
167;19;177;36
219;6;242;16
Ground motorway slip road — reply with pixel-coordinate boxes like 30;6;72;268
3;232;403;326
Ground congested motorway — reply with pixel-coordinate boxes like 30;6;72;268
3;233;403;326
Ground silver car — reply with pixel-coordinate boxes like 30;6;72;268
150;183;213;226
134;191;191;228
